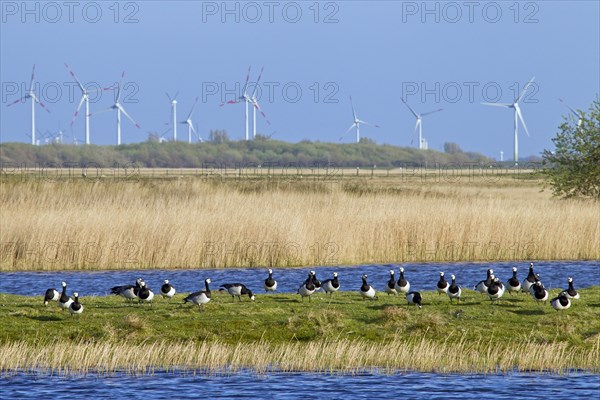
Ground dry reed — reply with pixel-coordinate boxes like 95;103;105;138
0;175;598;271
0;336;597;375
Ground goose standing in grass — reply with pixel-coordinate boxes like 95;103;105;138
359;274;377;300
531;281;548;304
322;272;340;296
138;281;154;305
298;274;316;302
487;277;504;303
184;279;212;310
528;274;542;296
436;272;449;295
68;292;83;317
385;270;398;295
43;287;59;306
160;279;176;299
550;293;571;311
396;267;410;294
506;267;521;295
220;283;255;302
406;292;422;309
58;282;73;311
522;263;538;293
447;274;461;303
111;278;142;303
264;269;277;292
561;277;580;300
475;269;494;295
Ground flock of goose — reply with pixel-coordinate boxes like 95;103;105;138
43;263;581;316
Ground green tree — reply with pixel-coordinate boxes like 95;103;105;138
443;142;462;154
541;98;600;200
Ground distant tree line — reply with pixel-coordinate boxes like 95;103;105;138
0;136;493;169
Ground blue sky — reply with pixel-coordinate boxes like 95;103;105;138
1;1;598;159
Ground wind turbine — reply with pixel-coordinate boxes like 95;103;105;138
65;63;105;145
339;96;379;143
220;66;252;140
482;77;535;165
249;67;271;139
401;98;443;150
166;91;179;141
559;98;583;128
89;71;140;145
179;96;201;143
6;64;50;145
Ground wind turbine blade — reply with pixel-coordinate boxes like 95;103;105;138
516;108;530;137
515;76;535;103
190;122;198;137
116;71;126;101
242;66;252;95
559;98;580;118
253;101;271;125
349;96;358;121
401;97;420;119
340;123;356;140
186;96;199;120
420;108;443;116
29;64;36;90
219;98;242;107
358;119;379;128
481;102;512;108
88;107;113;117
70;96;86;126
251;66;265;99
6;97;27;107
64;63;85;92
117;104;140;128
31;94;51;113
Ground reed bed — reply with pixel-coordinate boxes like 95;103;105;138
1;337;597;375
0;175;598;271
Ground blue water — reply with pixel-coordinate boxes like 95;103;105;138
0;261;598;297
1;370;599;399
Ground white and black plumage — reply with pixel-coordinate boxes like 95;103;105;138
385;270;398;295
396;267;410;293
487;277;504;303
43;288;59;306
447;274;461;303
264;269;277;292
528;274;542;296
321;272;340;296
298;274;316;302
506;267;521;294
522;262;538;293
308;271;322;291
436;272;449;295
561;277;580;300
58;281;73;310
111;278;142;303
184;279;212;310
137;281;154;304
69;292;83;317
475;268;494;295
160;279;176;299
359;274;377;300
406;292;422;309
531;281;548;304
550;293;571;311
220;283;255;302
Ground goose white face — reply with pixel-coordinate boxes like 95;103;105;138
250;295;255;301
389;270;394;275
333;272;338;278
440;272;444;277
400;267;404;272
164;279;169;284
268;269;272;274
512;267;517;272
451;275;455;280
206;279;211;284
62;282;66;287
74;292;79;297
